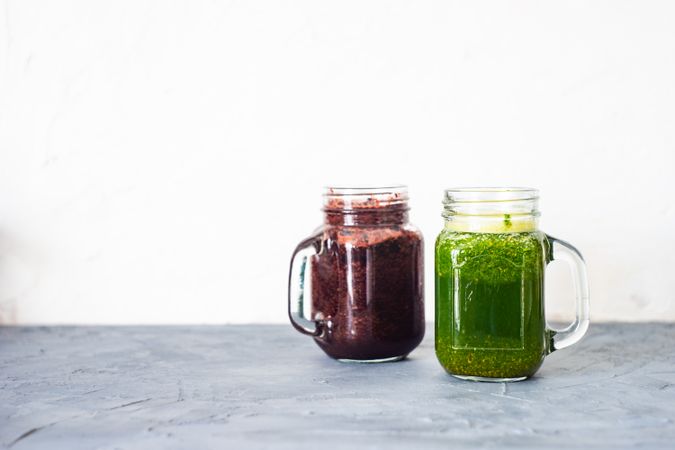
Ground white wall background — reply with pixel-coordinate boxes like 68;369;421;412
1;1;674;324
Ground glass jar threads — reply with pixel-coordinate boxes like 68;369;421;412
288;186;425;362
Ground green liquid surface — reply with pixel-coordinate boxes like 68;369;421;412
435;229;549;379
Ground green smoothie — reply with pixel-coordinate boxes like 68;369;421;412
435;225;550;379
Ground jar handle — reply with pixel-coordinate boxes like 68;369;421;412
288;233;323;336
545;235;590;352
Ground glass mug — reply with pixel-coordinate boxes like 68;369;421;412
288;186;425;362
435;188;589;381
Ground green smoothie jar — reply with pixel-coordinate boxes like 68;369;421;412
435;188;589;382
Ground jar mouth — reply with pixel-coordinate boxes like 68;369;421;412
443;187;539;219
323;185;409;211
444;187;539;203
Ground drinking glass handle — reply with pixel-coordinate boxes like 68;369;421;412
288;233;322;336
545;235;590;352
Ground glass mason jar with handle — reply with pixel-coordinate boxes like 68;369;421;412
435;188;589;381
288;186;425;362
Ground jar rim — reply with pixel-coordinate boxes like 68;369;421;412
323;185;407;196
444;187;539;203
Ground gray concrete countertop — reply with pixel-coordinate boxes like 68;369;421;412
1;324;674;449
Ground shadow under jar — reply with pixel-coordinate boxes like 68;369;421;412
435;188;590;381
288;186;425;362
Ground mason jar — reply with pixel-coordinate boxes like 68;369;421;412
288;186;425;362
435;188;589;381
